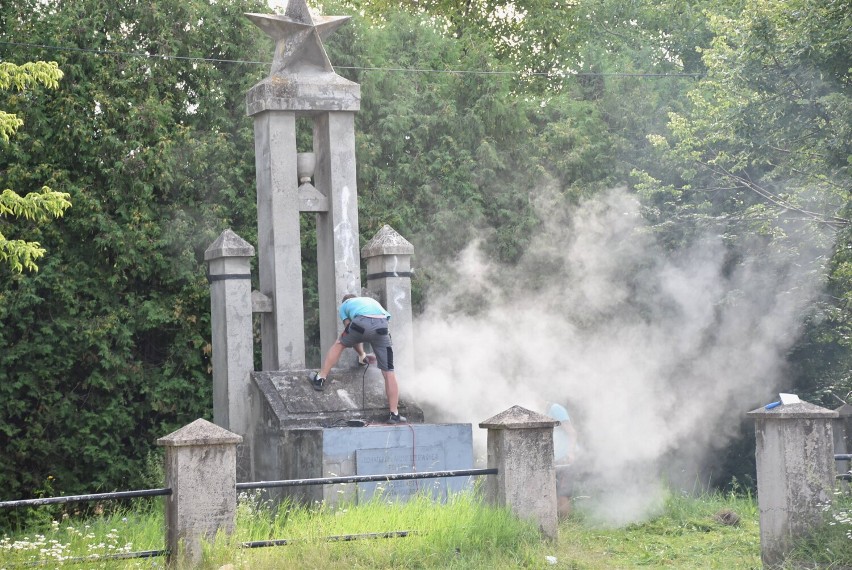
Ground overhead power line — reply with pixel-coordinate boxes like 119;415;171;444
0;40;704;79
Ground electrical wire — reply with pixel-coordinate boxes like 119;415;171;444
361;357;368;415
0;40;704;78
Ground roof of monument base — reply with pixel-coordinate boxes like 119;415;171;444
252;369;423;428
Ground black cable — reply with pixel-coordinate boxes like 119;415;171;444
361;356;369;414
0;40;705;78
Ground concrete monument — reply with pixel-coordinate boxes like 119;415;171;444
204;0;473;503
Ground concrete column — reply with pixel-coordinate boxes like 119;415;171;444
253;110;305;370
158;419;242;566
362;225;415;379
479;405;558;540
747;400;839;568
205;230;255;482
314;112;361;364
204;230;255;437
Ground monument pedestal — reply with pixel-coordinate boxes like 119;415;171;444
269;423;473;506
248;369;470;505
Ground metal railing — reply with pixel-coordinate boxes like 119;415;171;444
0;488;172;564
1;468;498;562
837;454;852;481
0;488;171;509
236;468;497;490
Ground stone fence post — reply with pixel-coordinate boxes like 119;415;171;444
361;225;415;380
479;405;558;539
158;419;242;566
205;229;255;480
747;400;838;568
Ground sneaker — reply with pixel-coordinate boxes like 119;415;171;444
309;372;325;391
388;412;407;424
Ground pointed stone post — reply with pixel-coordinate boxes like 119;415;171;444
204;230;255;439
479;406;558;539
205;230;255;481
362;225;415;379
747;400;838;568
158;419;242;566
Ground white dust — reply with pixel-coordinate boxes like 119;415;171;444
409;186;830;526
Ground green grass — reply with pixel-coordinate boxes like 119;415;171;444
2;488;851;569
785;487;852;568
558;491;761;569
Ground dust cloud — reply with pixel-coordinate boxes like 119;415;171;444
408;186;829;526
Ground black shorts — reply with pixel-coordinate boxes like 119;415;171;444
339;315;394;371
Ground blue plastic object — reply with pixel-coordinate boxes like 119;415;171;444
765;401;781;410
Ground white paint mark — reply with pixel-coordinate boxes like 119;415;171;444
336;389;357;408
335;186;359;283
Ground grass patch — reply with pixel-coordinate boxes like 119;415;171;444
786;487;852;568
205;490;544;569
0;503;164;568
5;487;850;569
556;490;761;569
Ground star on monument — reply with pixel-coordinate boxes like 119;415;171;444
246;0;350;76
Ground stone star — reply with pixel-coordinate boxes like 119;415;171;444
246;0;350;76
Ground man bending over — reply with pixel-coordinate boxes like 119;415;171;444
310;294;406;424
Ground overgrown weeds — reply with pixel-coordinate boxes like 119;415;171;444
786;486;852;568
3;487;850;569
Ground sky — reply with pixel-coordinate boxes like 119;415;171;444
407;185;830;525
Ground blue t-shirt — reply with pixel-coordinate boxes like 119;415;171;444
548;403;572;461
339;297;391;322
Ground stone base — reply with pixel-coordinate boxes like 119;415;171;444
256;423;474;507
245;368;470;506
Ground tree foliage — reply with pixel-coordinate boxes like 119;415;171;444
633;0;852;402
0;60;70;272
0;0;849;506
0;0;267;503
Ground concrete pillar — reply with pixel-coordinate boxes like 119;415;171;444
204;230;255;436
245;6;359;372
362;225;415;379
205;230;255;482
747;400;838;568
314;112;362;366
834;403;852;475
158;419;242;566
253;110;305;370
479;405;558;539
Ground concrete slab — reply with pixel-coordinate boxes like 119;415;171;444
252;369;424;428
325;423;473;505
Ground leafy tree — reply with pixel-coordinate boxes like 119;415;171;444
633;0;852;401
0;0;267;503
325;5;545;267
0;61;70;272
344;0;582;89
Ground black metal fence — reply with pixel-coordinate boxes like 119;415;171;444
837;454;852;481
0;468;497;565
0;488;173;564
